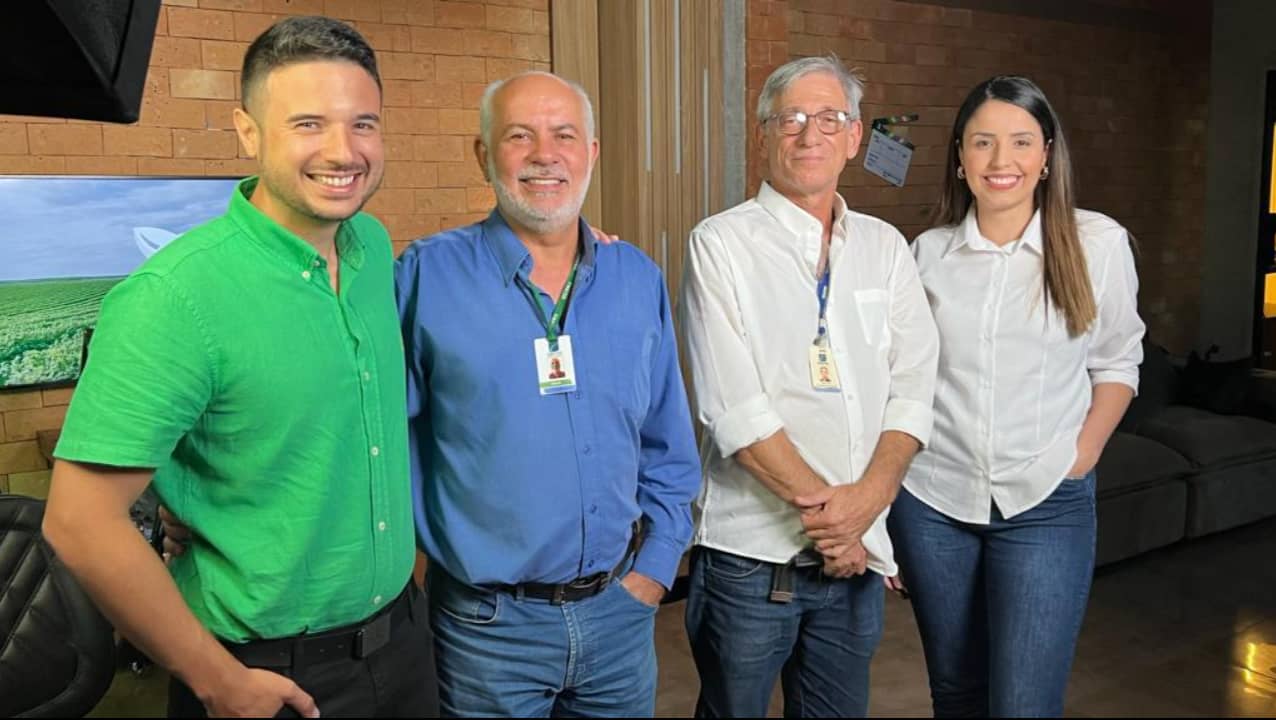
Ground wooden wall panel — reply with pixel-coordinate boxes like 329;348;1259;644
582;0;731;307
549;0;602;223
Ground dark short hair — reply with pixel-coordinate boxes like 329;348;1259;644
241;16;380;112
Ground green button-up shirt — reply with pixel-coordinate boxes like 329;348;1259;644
56;177;414;642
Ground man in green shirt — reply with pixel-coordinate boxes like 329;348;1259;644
42;16;437;718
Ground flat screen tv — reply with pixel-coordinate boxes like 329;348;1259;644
0;175;242;389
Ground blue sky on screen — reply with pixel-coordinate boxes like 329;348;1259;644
0;176;241;282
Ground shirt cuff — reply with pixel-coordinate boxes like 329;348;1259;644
881;397;933;448
708;393;785;458
53;438;166;469
1090;369;1139;395
631;534;686;590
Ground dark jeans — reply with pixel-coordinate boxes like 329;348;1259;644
168;583;438;718
684;546;884;718
888;472;1097;718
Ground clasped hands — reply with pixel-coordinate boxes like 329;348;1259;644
793;481;886;579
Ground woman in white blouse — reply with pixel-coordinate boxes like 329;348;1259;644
887;76;1145;717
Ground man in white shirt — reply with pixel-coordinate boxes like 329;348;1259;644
678;56;938;718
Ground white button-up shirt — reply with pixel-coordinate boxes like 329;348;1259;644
679;182;939;576
906;208;1144;523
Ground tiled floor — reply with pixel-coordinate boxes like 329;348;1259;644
89;517;1276;717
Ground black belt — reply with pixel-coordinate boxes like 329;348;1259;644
770;548;824;604
498;522;644;605
220;584;415;668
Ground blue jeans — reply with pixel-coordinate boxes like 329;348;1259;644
427;565;658;717
684;546;885;718
887;472;1097;718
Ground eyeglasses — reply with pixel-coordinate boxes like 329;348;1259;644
764;109;853;136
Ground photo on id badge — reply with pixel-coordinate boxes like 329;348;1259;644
809;345;841;391
535;335;577;394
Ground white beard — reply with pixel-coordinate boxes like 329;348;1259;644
489;158;592;235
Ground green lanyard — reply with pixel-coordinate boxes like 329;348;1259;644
521;255;580;349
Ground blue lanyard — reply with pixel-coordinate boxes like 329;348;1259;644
815;265;831;345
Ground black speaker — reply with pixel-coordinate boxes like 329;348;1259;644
2;0;162;123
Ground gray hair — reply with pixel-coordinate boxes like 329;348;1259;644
756;55;864;124
478;71;596;148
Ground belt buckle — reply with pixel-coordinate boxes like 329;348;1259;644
567;573;602;590
769;563;795;604
551;573;606;605
792;547;823;568
354;612;391;658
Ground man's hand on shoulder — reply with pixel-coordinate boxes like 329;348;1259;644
590;225;620;245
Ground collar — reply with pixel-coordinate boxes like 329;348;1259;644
945;207;1043;257
228;176;366;271
480;209;598;286
756;181;849;274
755;180;849;238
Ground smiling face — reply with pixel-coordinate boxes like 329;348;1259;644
233;59;384;242
957;98;1049;219
760;71;862;204
476;74;598;237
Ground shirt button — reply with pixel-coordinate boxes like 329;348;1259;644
312;258;321;267
372;595;383;605
583;445;592;455
589;504;598;514
377;521;387;531
362;371;371;382
301;270;311;280
370;446;380;457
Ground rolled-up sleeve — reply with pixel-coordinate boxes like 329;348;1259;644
883;231;939;446
1087;230;1144;392
679;224;784;458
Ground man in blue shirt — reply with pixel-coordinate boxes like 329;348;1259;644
396;71;701;717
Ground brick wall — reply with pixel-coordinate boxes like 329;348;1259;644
746;0;1209;354
0;0;549;494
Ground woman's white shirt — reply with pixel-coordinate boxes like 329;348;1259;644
905;208;1145;523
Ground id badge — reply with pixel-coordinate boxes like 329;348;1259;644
809;344;841;392
534;335;577;395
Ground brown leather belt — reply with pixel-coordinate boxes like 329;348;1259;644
503;569;616;604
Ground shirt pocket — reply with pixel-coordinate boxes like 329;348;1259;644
853;288;890;347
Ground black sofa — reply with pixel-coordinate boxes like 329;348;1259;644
1094;342;1276;566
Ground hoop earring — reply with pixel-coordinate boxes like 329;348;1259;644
956;166;965;179
1041;165;1050;179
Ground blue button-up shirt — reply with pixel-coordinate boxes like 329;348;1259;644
396;210;700;588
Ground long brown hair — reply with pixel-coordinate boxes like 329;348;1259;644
932;76;1096;337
